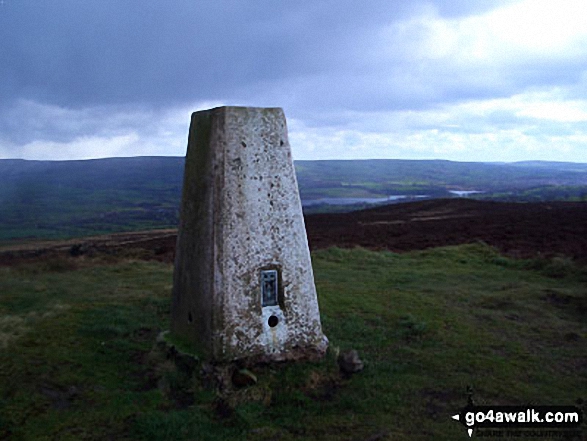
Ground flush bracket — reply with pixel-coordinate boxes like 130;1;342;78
261;269;278;307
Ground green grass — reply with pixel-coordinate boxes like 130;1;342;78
0;244;585;440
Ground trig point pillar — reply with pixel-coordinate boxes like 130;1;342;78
171;106;328;362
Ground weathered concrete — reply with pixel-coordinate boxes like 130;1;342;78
171;106;328;362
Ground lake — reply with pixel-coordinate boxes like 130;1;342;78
448;190;484;197
302;195;427;207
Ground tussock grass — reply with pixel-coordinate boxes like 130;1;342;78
0;243;585;440
0;304;70;348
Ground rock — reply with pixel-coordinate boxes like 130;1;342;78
67;386;79;398
154;330;199;375
155;330;169;351
337;349;364;374
174;351;198;375
232;368;258;388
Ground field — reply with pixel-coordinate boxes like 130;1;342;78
0;199;586;440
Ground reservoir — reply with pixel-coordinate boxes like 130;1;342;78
302;195;427;207
449;190;484;197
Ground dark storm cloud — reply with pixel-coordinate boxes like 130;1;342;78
0;0;418;108
0;0;521;110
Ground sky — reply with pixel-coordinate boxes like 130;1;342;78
1;0;587;162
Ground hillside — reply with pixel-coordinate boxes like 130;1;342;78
2;199;587;267
295;159;587;199
0;157;184;241
1;157;587;241
306;198;587;261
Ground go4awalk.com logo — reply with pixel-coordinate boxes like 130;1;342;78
451;405;583;438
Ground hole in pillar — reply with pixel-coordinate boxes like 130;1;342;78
268;315;278;328
188;312;193;324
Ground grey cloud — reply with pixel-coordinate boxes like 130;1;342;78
0;101;164;146
0;0;420;108
1;0;515;112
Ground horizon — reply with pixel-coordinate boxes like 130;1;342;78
1;1;587;163
1;156;587;165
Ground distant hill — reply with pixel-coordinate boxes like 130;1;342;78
1;157;586;241
507;160;587;171
0;157;184;241
295;159;587;198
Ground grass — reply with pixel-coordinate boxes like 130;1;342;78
0;244;585;440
